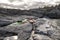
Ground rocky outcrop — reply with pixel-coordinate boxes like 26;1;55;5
0;4;60;40
0;18;59;40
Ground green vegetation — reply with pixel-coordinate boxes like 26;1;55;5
17;21;23;24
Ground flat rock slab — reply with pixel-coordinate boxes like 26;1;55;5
0;22;32;33
4;36;18;40
34;34;52;40
0;22;32;40
0;20;13;27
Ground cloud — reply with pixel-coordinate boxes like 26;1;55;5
0;0;60;5
0;0;60;10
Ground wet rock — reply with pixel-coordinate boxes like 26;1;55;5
33;34;52;40
0;20;13;27
33;18;60;40
0;7;60;40
4;36;18;40
36;18;54;33
50;19;60;40
0;22;32;40
0;30;17;40
1;22;32;33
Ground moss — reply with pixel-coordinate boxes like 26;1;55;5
17;21;23;24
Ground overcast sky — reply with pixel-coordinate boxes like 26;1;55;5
0;0;60;10
0;0;60;5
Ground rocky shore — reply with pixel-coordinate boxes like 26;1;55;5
0;5;60;40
